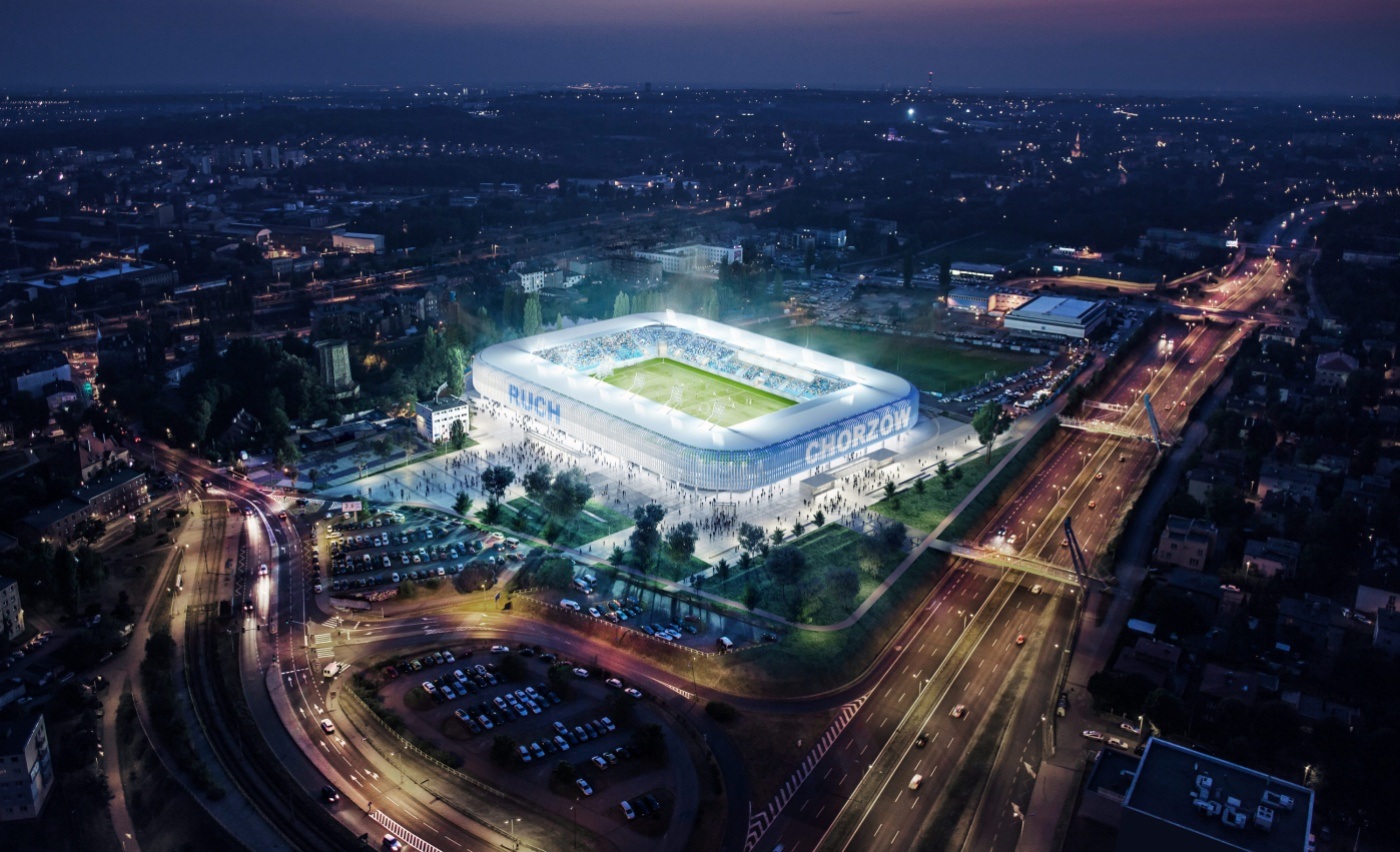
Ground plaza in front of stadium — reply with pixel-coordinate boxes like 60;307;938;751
321;312;1021;573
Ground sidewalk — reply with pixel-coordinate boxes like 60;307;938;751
1015;376;1229;852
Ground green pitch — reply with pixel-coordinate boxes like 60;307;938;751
600;358;795;427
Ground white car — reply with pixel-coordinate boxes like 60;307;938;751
320;719;336;734
572;667;590;678
576;778;593;796
1082;730;1105;741
619;800;636;820
605;678;623;689
1120;722;1141;735
950;704;967;718
1107;737;1130;750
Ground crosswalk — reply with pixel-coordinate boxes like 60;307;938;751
744;693;868;851
370;809;441;852
659;681;695;701
323;617;342;630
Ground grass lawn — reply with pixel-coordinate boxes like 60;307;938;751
718;706;840;806
710;525;902;625
601;357;794;426
501;498;632;547
754;325;1040;395
870;445;1014;533
693;548;949;695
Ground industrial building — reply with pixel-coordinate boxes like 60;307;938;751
1004;295;1109;338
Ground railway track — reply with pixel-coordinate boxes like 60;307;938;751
183;500;364;851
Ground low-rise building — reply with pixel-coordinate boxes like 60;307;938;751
1003;295;1109;339
1355;538;1400;615
1116;738;1312;852
19;468;148;543
0;713;53;821
1241;538;1301;578
1154;515;1218;571
1314;350;1358;390
1255;461;1322;506
331;231;385;254
414;396;471;444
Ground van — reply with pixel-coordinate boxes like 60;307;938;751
718;636;734;650
505;537;520;549
560;600;581;612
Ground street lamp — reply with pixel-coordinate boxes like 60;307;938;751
505;818;521;852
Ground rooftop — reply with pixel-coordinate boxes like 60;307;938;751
473;312;916;454
1010;295;1103;321
1123;738;1313;852
415;395;470;413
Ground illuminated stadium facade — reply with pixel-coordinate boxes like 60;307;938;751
472;312;919;491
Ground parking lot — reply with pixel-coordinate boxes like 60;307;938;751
536;565;781;654
311;508;523;597
376;643;677;833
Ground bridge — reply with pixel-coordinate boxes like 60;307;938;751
924;539;1084;585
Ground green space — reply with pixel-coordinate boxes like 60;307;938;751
711;524;906;625
501;497;632;547
601;357;794;426
695;548;949;695
870;446;1014;533
754;325;1040;395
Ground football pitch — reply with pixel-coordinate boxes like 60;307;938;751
600;358;795;427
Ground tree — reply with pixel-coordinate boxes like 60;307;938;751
490;735;518;767
144;628;176;670
902;248;915;288
813;510;825;528
765;545;807;583
481;465;515;501
453;491;473;518
665;522;698;566
829;566;860;607
972;401;1010;464
914;478;926;495
628;503;666;571
738;551;752;573
609;546;625;566
875;520;908;555
397;579;417;598
612;291;631;319
803;244;816;277
884;480;896;500
75;545;105;590
792;520;805;538
1142;689;1188;735
715;558;731;581
551;760;577;786
737;522;765;555
449;418;468;451
522;294;542;337
630;723;667;760
544;467;592;527
523;464;553;502
770;526;786;546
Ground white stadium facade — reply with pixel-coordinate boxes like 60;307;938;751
472;312;919;491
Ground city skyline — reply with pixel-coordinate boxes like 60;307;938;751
2;0;1398;95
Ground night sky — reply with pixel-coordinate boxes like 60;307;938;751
4;0;1397;95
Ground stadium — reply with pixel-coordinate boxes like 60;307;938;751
472;312;919;491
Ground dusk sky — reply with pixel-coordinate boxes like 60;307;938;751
4;0;1398;95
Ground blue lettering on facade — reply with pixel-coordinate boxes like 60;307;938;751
508;383;562;425
805;404;913;465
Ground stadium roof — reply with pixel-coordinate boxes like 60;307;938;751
473;312;916;453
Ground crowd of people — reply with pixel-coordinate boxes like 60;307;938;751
535;323;851;402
